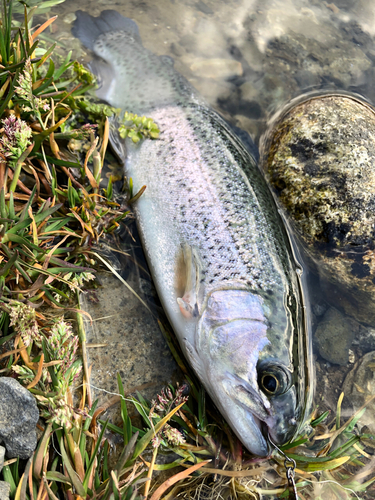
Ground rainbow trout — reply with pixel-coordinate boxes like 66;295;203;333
73;10;313;456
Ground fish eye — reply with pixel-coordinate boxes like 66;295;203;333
258;364;291;396
261;374;279;394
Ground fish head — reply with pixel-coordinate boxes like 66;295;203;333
195;288;305;456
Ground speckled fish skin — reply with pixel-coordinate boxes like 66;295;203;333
73;10;312;457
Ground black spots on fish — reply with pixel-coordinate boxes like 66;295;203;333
351;262;371;279
230;270;241;277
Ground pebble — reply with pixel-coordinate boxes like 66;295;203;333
0;378;39;459
348;349;355;364
343;351;375;433
195;0;213;15
355;325;375;353
312;301;328;318
314;307;358;365
189;58;243;79
170;42;185;57
63;12;77;24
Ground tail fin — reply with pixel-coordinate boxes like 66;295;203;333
72;10;141;50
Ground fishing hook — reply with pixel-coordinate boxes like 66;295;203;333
268;435;299;500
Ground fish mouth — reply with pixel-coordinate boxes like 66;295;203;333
222;376;271;456
232;378;299;452
243;413;270;457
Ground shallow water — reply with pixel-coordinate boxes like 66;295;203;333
44;0;375;497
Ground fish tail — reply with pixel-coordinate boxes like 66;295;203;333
72;9;141;50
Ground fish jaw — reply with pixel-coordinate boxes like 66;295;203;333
220;377;270;457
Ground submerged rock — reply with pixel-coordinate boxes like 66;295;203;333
0;377;39;459
342;351;375;433
189;58;243;79
260;93;375;327
315;307;358;365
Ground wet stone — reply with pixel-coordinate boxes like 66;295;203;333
81;270;180;425
195;0;213;15
218;90;262;119
170;42;185;57
189;58;243;79
63;12;77;24
293;69;321;88
0;378;39;459
342;351;375;433
314;307;358;365
261;94;375;326
355;325;375;353
312;300;328;318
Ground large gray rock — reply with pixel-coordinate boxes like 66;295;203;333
0;378;39;459
0;481;10;500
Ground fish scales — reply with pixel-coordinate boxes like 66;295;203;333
73;10;313;457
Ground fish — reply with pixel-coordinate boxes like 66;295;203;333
72;10;313;457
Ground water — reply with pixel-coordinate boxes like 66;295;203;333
45;0;375;497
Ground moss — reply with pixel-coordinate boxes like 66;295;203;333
262;95;375;323
265;96;375;249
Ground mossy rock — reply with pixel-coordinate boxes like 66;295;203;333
260;93;375;325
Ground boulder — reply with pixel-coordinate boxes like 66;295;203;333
0;378;39;459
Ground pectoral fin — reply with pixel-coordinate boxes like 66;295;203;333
176;244;203;319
